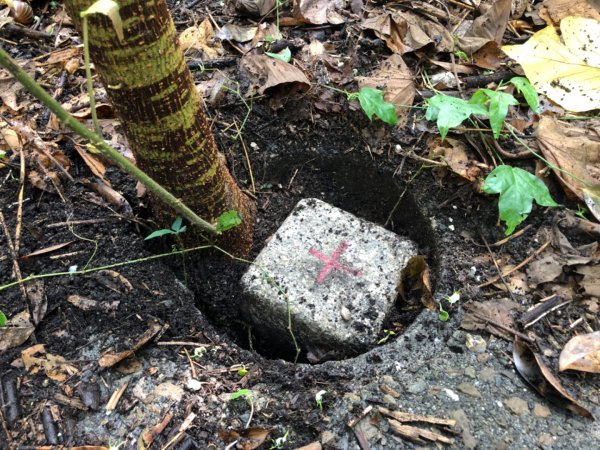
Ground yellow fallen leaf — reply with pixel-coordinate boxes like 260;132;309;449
502;16;600;112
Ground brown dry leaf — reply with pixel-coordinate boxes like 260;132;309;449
71;103;114;120
235;0;276;17
356;54;415;126
25;280;47;326
540;0;600;24
361;11;452;55
81;179;132;212
67;295;99;310
141;412;173;446
0;310;35;352
70;447;109;450
536;117;600;214
0;60;35;112
73;144;108;184
219;427;274;449
67;295;119;312
397;255;435;310
22;344;79;382
559;331;600;373
526;253;564;285
427;137;481;181
458;0;512;54
20;241;75;261
98;321;164;368
513;338;594;419
296;443;322;450
240;55;310;96
461;299;521;340
179;19;224;59
574;265;600;297
428;59;476;75
217;23;257;42
95;269;134;293
293;0;345;25
493;268;529;294
472;41;504;70
388;419;454;445
42;47;82;67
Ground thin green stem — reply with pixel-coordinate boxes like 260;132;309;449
0;245;212;292
82;17;102;137
507;124;591;187
0;47;218;236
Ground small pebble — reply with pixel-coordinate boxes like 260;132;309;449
505;396;529;415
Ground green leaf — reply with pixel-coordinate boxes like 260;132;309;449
144;228;175;240
0;150;6;159
477;89;519;138
230;388;252;401
0;310;7;327
265;47;292;63
171;217;184;232
438;305;449;322
216;210;242;233
483;165;559;235
356;87;398;125
510;77;540;113
425;94;488;140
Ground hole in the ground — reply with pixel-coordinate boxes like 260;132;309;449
185;151;438;363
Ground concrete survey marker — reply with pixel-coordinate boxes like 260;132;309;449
241;198;418;360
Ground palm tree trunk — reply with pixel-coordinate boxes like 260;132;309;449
64;0;254;255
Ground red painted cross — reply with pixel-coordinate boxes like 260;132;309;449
309;240;363;284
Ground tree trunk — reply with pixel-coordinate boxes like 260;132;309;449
64;0;254;255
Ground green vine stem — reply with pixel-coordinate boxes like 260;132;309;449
0;47;218;235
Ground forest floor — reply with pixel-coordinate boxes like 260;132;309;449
1;0;600;449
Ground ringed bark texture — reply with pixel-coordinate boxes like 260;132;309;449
64;0;254;255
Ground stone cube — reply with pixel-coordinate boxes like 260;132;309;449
241;198;418;360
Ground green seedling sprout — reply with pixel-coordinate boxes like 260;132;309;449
144;217;187;241
377;329;396;344
315;390;327;411
191;346;207;360
266;47;292;63
0;310;7;327
237;365;248;377
438;290;460;321
230;388;254;428
575;205;588;219
270;430;290;449
438;303;449;322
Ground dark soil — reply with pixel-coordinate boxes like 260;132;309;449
1;1;599;449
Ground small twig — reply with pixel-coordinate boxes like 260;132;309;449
472;312;534;342
490;225;531;247
183;347;197;380
14;145;25;255
234;119;256;194
479;232;518;303
0;211;28;303
478;238;551;288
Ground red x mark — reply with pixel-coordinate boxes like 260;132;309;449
309;240;363;284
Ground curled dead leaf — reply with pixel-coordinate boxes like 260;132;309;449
293;0;345;25
559;331;600;373
240;54;310;96
513;338;594;419
458;0;512;54
397;255;435;310
0;310;35;352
